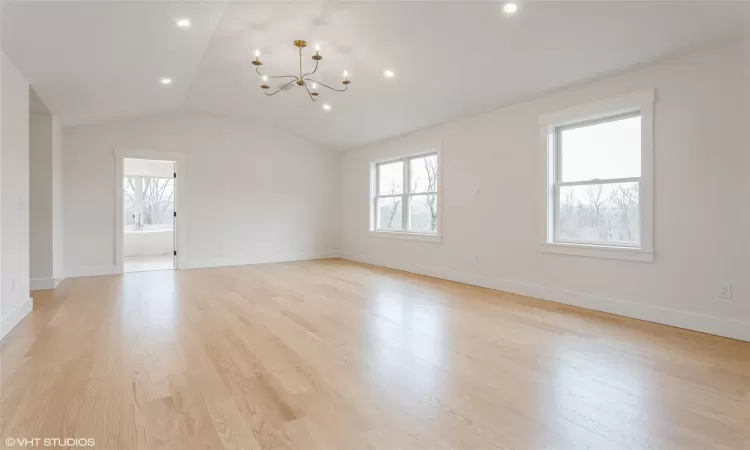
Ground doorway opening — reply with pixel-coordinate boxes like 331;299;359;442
122;158;176;272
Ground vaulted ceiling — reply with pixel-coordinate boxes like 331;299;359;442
3;1;748;149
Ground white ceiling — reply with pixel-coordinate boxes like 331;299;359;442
3;1;748;149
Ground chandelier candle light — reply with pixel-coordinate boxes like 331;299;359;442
253;40;350;102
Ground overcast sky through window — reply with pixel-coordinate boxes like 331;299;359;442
561;116;641;182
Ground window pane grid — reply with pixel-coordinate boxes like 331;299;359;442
551;112;642;248
554;181;641;247
373;153;438;235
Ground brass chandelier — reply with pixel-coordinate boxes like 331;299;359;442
252;40;350;102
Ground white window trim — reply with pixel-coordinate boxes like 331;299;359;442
369;148;443;243
539;89;655;262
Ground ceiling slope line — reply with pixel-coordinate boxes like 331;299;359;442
179;0;231;112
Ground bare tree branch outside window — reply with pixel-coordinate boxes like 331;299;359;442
385;183;401;228
423;156;438;231
142;178;174;225
124;176;175;230
609;183;639;242
585;184;607;240
551;113;641;247
374;153;439;234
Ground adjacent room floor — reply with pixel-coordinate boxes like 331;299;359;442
5;259;749;449
124;254;174;272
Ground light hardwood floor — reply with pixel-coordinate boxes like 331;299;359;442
1;259;748;449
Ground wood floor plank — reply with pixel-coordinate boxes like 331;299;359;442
1;259;748;449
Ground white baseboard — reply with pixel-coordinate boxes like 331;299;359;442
181;252;340;270
65;253;340;277
342;252;750;342
66;265;119;279
30;277;64;290
0;297;33;342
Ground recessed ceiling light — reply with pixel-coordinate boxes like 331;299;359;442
175;18;191;29
322;104;331;111
384;69;395;78
160;78;173;85
503;2;518;14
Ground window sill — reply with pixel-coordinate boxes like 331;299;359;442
368;230;442;243
541;242;653;262
124;228;174;234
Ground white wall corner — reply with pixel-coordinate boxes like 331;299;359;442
65;265;119;279
0;297;33;342
30;278;60;291
0;51;32;340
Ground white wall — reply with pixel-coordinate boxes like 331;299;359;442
51;115;64;282
30;111;64;289
30;113;53;285
124;158;173;178
63;113;337;276
0;53;32;340
339;40;750;341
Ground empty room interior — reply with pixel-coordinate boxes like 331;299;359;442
1;1;749;449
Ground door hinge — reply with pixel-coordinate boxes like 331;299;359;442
174;172;177;178
174;250;177;256
173;211;177;217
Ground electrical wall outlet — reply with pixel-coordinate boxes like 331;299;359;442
719;282;732;299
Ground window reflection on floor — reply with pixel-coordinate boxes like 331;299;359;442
361;283;453;412
544;341;649;447
120;269;179;338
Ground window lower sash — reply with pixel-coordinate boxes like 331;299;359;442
373;192;439;234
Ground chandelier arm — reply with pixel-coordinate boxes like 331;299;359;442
301;59;319;78
305;78;348;93
303;82;317;102
255;65;297;81
264;79;297;96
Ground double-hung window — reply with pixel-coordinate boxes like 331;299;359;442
542;90;654;261
371;152;440;239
